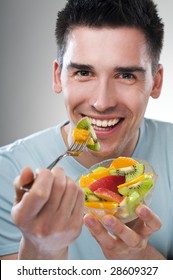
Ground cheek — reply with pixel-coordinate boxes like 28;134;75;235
62;79;91;108
132;95;150;123
62;85;84;118
128;86;150;111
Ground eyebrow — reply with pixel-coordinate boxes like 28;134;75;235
113;66;146;75
67;62;94;71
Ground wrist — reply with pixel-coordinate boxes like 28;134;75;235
18;237;68;260
132;243;166;260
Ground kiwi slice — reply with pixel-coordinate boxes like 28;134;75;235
84;187;101;202
118;176;153;196
76;117;100;151
127;191;140;203
110;163;144;182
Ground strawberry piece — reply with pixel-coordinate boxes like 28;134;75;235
89;175;125;193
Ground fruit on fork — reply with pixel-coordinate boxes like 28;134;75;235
72;117;100;151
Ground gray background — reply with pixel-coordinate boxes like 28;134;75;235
0;0;172;146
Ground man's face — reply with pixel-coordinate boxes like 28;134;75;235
54;26;161;158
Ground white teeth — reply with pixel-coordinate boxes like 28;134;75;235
91;119;96;125
102;120;108;127
90;118;120;128
108;120;113;126
96;120;102;127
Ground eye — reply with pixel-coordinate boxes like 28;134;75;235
114;72;136;84
118;73;135;80
76;70;91;76
74;70;94;81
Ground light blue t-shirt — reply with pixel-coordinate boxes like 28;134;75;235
0;118;173;259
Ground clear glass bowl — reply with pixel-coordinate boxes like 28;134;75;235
77;158;157;223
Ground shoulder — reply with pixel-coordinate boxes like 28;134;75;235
0;122;65;154
144;118;173;131
0;122;67;171
134;118;173;160
143;118;173;141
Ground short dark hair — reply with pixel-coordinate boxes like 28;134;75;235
55;0;164;74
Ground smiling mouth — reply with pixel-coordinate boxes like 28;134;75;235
89;117;123;131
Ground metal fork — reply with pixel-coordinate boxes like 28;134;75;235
21;135;91;192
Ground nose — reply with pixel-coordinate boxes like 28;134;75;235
91;78;117;112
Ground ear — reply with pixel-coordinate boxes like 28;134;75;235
150;64;163;99
53;60;62;94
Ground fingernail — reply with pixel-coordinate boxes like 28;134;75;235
102;216;115;227
138;206;148;217
35;168;42;175
85;216;97;228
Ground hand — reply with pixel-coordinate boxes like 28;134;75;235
11;166;84;259
83;205;164;259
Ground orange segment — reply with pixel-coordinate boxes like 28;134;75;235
84;201;118;209
109;157;139;169
79;175;96;188
117;174;152;189
87;169;111;180
72;128;94;144
81;157;139;181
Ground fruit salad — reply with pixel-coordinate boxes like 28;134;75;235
78;157;157;223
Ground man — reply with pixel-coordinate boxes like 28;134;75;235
0;0;173;260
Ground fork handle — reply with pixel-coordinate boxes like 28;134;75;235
20;179;35;192
47;153;67;169
20;153;67;192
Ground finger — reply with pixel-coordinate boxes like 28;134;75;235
13;169;54;220
13;167;34;203
40;167;67;215
135;205;162;236
58;177;80;219
84;213;146;252
102;215;143;248
71;187;85;218
84;213;115;247
84;214;140;259
71;187;85;225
